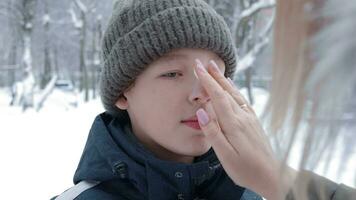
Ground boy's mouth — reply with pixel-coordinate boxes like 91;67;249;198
181;114;202;130
181;120;201;130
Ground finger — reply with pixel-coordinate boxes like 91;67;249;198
229;84;257;114
205;101;248;149
224;89;240;115
204;100;218;121
196;107;234;148
196;108;239;162
207;60;245;105
196;108;242;182
199;60;262;145
205;102;245;150
221;91;265;146
207;60;255;114
194;59;236;128
225;79;256;115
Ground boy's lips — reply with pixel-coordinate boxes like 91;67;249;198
181;115;198;122
181;116;201;130
181;121;201;130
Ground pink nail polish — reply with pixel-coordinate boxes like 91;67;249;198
210;60;222;74
195;59;207;73
196;108;209;126
227;78;237;88
193;69;199;79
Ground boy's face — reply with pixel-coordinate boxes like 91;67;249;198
115;48;226;163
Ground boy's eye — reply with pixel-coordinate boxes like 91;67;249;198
161;72;182;78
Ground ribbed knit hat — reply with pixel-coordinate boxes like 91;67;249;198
100;0;237;119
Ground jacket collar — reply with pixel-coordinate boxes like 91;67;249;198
74;112;223;199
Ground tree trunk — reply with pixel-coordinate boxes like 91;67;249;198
91;22;97;99
8;40;18;106
41;0;52;89
21;31;35;111
91;15;103;99
79;10;89;101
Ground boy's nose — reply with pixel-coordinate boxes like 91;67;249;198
188;80;210;105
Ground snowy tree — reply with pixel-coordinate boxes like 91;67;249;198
0;0;112;109
69;0;100;102
7;0;38;110
40;0;53;89
89;14;103;99
0;0;20;91
207;0;275;104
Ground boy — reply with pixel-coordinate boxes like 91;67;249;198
53;0;262;199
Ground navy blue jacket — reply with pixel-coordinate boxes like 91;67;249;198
55;112;262;200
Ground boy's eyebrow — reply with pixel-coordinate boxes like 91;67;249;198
159;54;188;62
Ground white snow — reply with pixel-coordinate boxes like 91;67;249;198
23;35;33;71
0;89;104;199
43;14;51;25
0;87;354;199
25;22;33;29
69;8;83;29
34;74;58;111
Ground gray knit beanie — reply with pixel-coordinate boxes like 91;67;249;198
100;0;237;119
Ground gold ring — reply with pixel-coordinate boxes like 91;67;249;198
240;104;248;110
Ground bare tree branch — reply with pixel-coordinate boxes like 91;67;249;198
35;74;58;111
74;0;88;13
68;6;83;29
0;2;24;24
236;37;269;72
240;0;275;19
235;12;275;73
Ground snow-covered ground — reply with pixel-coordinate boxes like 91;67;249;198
0;87;354;199
0;88;104;200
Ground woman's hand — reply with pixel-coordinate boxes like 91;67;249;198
194;59;285;200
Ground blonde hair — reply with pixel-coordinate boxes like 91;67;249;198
264;0;356;198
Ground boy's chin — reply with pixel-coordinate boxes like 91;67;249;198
178;145;212;157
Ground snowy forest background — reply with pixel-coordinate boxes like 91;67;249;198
0;0;354;199
0;0;274;111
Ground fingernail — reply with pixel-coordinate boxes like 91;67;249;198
210;60;222;74
193;69;199;79
227;78;237;88
196;108;210;126
195;59;207;74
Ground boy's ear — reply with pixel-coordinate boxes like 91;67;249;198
115;94;129;110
